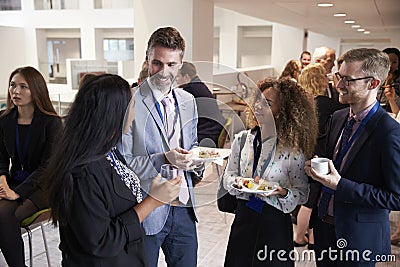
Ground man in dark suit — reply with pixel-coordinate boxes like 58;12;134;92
305;48;400;266
177;61;225;147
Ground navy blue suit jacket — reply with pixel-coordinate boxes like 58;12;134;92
322;105;400;259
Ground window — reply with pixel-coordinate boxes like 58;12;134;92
0;0;21;10
103;38;134;62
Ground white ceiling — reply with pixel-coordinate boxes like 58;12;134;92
214;0;400;43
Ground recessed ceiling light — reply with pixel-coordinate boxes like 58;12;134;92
357;29;365;32
344;20;356;24
317;3;334;7
364;31;371;34
333;13;346;17
351;25;361;28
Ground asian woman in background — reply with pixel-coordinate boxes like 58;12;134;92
0;66;62;267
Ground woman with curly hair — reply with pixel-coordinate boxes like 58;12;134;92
223;78;318;266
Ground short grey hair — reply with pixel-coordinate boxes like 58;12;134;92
313;46;335;62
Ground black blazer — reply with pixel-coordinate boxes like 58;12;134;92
0;108;62;208
182;76;225;141
59;155;148;267
314;95;348;155
322;106;400;260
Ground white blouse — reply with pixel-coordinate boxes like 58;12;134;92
223;129;309;213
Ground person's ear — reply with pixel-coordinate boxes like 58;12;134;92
369;78;381;90
184;74;191;82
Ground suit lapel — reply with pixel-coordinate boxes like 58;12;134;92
3;110;17;157
140;82;169;144
328;111;348;157
174;90;190;149
340;108;383;173
109;165;137;202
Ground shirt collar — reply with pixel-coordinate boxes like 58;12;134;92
350;100;378;122
147;79;174;103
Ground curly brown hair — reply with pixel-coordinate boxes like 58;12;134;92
256;78;318;158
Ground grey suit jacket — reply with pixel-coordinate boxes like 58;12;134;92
120;80;199;235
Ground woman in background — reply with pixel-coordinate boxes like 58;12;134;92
0;66;62;267
299;51;312;72
294;63;347;250
223;78;318;266
279;60;301;82
379;47;400;113
46;74;181;266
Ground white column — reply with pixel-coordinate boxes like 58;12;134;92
216;10;238;69
80;27;96;59
133;0;214;78
79;0;94;10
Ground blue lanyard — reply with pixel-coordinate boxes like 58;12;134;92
334;101;379;168
15;113;34;170
155;102;164;124
252;128;261;176
252;129;276;178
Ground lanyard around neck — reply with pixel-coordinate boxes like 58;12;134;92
334;101;379;168
253;128;276;178
15;113;34;170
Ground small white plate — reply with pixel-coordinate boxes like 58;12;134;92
191;147;232;162
233;179;278;195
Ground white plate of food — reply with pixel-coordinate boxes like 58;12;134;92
191;147;232;162
232;178;278;195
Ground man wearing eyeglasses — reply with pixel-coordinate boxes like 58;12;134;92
305;48;400;266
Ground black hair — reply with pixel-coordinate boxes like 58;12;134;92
46;74;131;225
383;47;400;76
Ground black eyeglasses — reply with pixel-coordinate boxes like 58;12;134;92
334;72;374;86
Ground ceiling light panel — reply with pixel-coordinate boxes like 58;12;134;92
317;3;334;7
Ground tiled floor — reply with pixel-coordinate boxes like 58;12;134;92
1;163;400;266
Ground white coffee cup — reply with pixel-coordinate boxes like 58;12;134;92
311;158;330;175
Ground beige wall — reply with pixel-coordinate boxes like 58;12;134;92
0;26;26;98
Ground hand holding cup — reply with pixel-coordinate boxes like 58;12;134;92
311;158;330;175
149;174;182;204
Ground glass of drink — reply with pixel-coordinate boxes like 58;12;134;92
160;164;178;180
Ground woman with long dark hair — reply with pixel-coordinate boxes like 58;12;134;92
0;66;62;267
46;74;181;266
